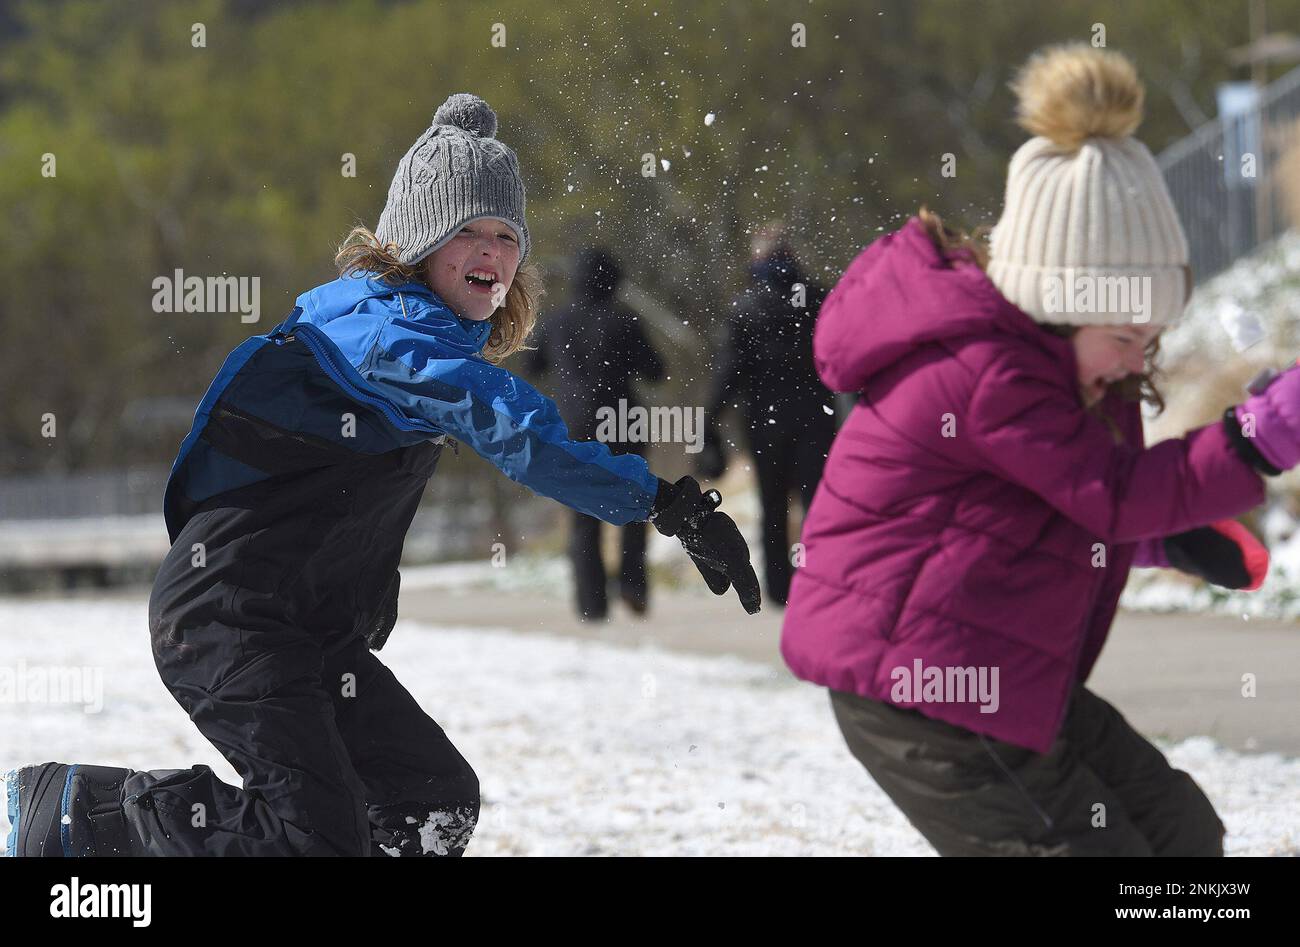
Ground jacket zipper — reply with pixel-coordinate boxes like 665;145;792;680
282;327;449;444
208;401;355;457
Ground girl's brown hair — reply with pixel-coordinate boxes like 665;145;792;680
918;205;991;270
334;226;543;363
917;206;1166;437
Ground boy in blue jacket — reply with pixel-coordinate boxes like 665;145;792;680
6;94;759;857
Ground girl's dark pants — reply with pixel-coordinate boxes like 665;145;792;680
116;441;479;856
829;685;1226;856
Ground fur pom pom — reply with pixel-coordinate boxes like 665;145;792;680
1012;43;1144;150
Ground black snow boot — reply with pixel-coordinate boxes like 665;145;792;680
5;763;133;857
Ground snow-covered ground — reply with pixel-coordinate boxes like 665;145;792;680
1;597;1297;855
1161;228;1300;374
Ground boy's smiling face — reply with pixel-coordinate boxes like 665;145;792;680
421;217;521;321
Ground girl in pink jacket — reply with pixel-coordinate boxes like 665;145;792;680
781;44;1295;856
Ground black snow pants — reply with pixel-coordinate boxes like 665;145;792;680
830;684;1226;856
116;439;479;856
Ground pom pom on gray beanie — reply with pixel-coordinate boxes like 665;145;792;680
376;93;530;266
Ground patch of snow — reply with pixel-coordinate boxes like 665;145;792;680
1163;228;1300;372
0;597;1295;855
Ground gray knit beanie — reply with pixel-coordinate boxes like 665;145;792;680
376;93;530;266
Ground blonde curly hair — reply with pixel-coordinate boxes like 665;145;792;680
334;226;543;363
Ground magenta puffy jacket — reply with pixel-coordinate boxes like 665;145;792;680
780;218;1266;752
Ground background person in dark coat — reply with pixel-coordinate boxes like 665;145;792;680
699;225;836;606
528;247;665;619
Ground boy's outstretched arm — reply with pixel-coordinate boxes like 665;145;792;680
356;320;761;612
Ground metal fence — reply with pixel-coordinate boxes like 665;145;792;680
1160;64;1300;284
0;464;560;578
0;467;169;521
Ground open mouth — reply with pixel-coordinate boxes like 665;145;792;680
1086;375;1120;400
464;269;499;294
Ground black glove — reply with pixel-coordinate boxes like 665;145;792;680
695;427;728;480
650;476;761;614
1163;520;1269;591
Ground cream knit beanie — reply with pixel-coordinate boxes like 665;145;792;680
987;44;1190;327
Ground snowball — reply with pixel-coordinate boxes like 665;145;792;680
1217;299;1266;352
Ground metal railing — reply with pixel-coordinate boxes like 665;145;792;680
1160;64;1300;283
0;465;559;572
0;467;168;520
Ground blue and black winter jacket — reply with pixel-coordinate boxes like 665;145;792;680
162;272;661;545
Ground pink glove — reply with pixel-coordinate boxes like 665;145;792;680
1235;360;1300;472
